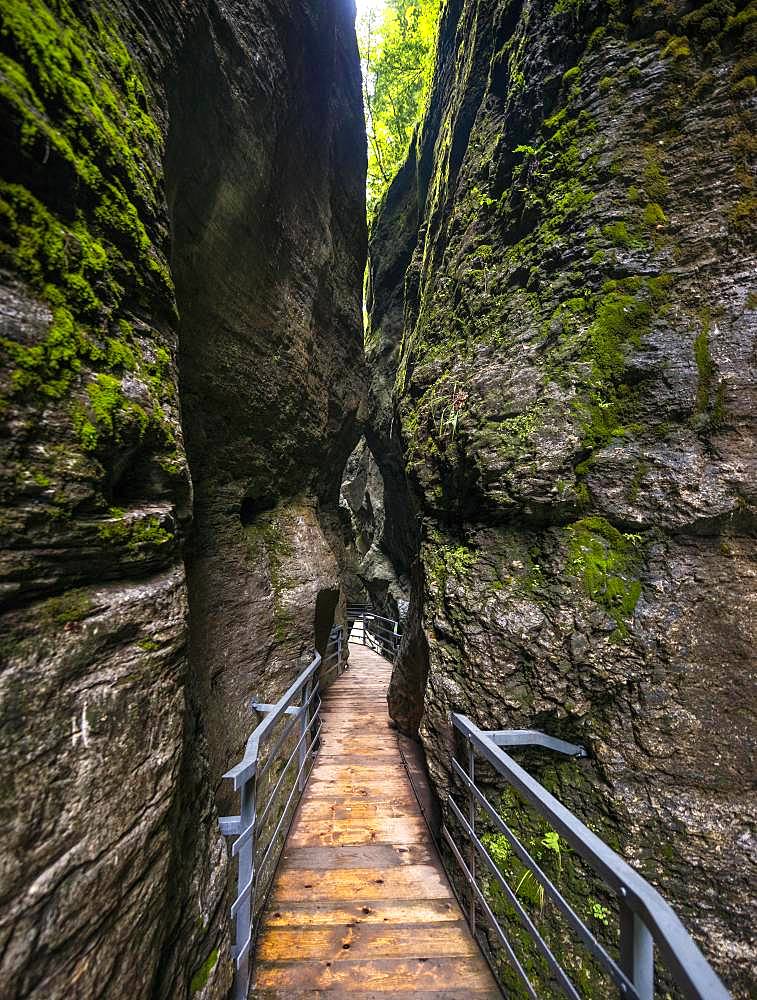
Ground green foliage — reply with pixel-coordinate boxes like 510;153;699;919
642;145;669;201
426;537;477;591
358;0;441;214
590;900;611;924
642;202;667;225
661;35;692;60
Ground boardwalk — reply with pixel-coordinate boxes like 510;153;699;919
250;644;500;998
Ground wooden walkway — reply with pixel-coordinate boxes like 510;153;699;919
250;644;500;998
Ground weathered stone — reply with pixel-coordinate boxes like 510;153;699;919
368;0;757;994
339;437;410;619
0;1;365;997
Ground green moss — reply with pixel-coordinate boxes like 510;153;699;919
426;538;477;591
602;220;646;249
190;948;219;994
729;192;757;234
97;511;172;553
661;35;692;60
642;202;667;225
137;638;160;652
567;276;671;451
39;588;93;626
562;66;581;86
0;0;175;417
694;322;714;413
73;372;150;451
598;75;614;93
627;461;650;502
731;73;756;95
643;145;669;202
566;517;644;637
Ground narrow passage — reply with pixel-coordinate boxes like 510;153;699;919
250;645;500;997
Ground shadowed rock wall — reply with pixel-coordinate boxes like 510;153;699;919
368;0;756;993
0;1;365;997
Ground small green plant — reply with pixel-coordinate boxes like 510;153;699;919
590;900;611;925
541;829;563;872
437;383;468;440
515;868;545;910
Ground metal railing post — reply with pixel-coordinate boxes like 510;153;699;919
234;774;256;1000
298;677;309;792
467;739;476;935
619;896;654;1000
337;626;342;674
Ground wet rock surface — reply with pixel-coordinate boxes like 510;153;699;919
0;1;365;997
368;0;756;993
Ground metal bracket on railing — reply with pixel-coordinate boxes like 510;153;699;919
252;702;300;715
447;713;729;1000
485;729;587;758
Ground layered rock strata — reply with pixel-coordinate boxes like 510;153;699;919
368;0;756;993
0;1;365;996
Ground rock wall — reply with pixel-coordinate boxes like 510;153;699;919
339;437;410;618
0;2;365;998
368;0;756;993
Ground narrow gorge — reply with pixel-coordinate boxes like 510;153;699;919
0;1;754;999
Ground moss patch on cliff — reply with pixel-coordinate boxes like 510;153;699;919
565;517;643;638
0;0;180;480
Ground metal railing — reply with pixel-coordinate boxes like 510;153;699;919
321;624;345;683
445;714;730;1000
218;625;344;1000
347;604;401;660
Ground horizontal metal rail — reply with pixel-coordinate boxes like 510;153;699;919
447;713;730;1000
219;622;346;1000
347;606;401;662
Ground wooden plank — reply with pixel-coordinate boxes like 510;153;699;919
256;921;480;961
253;956;497;992
280;843;435;869
287;816;429;847
262;898;461;927
310;765;408;784
269;864;452;902
252;990;498;999
295;798;418;822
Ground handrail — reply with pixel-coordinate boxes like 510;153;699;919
446;713;730;1000
219;624;345;1000
347;605;401;661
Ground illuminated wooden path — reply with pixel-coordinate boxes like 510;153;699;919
250;644;500;998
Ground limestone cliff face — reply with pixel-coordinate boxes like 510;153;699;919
0;2;365;998
339;437;410;618
369;0;756;993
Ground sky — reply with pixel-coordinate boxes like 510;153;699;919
354;0;387;22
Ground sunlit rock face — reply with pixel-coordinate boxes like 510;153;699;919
0;1;365;997
368;0;756;993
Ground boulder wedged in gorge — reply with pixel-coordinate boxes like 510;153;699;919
0;1;365;997
368;0;756;993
